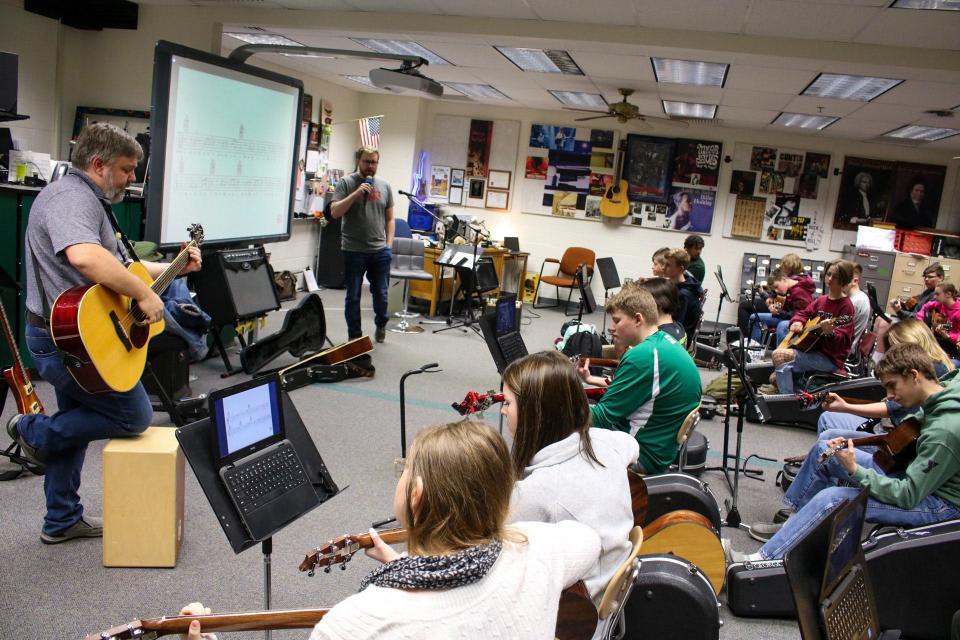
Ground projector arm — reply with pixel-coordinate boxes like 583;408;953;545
228;44;427;69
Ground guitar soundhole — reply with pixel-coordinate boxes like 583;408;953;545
130;323;149;348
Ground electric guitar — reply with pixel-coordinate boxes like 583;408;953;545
777;313;852;352
818;416;921;474
0;301;43;415
452;387;607;415
84;608;330;639
795;389;877;411
50;224;203;394
599;140;629;218
299;529;598;640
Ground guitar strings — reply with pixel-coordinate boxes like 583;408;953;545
116;241;197;332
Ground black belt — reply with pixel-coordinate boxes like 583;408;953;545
26;310;49;329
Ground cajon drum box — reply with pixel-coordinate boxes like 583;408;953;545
103;427;184;567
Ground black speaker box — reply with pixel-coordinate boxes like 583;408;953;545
143;334;190;401
194;246;281;326
317;213;345;289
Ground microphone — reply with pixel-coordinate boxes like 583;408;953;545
362;176;374;205
398;189;415;197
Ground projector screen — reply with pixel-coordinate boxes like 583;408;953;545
146;41;302;249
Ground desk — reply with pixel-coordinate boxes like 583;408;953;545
408;245;528;317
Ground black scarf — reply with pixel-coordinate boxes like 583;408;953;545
359;540;502;591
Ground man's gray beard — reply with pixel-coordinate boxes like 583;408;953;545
104;179;125;203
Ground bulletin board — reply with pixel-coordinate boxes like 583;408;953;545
722;142;833;248
428;115;520;209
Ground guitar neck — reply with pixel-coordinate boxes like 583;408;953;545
142;608;330;637
279;336;374;376
0;301;26;375
345;527;408;550
149;241;196;297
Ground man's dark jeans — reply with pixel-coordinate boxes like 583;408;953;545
343;247;392;339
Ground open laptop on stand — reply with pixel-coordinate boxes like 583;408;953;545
503;236;521;254
479;292;528;374
785;489;899;640
210;374;320;540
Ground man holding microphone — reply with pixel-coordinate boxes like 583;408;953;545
330;146;395;343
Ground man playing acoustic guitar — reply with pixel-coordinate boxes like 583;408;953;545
6;123;201;544
770;260;856;394
729;343;960;561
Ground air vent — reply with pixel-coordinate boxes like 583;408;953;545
864;136;925;147
924;109;955;118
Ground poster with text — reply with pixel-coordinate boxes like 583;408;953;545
530;124;577;151
665;186;716;233
672;138;722;188
623;134;675;203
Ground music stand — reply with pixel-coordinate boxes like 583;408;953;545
434;224;491;336
701;266;734;346
575;264;597;324
176;392;340;639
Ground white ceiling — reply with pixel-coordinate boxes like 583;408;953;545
134;0;960;149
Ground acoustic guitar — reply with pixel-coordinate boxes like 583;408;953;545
818;417;921;474
0;300;43;415
255;336;375;390
599;140;629;219
84;608;330;639
50;224;204;394
931;310;953;341
776;313;852;352
299;528;598;640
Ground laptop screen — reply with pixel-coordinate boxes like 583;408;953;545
211;376;284;465
496;294;517;335
821;490;868;598
503;236;520;252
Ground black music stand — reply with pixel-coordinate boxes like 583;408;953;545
434;225;492;336
700;266;734;346
176;392;340;638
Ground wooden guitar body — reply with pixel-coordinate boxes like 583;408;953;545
50;261;163;394
818;417;921;474
777;314;851;352
641;509;725;595
599;179;630;218
2;366;43;415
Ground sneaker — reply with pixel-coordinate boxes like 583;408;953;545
748;520;784;543
41;516;103;545
722;538;760;565
773;508;793;524
375;326;386;343
6;414;46;467
758;383;778;395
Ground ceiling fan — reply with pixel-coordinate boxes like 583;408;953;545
566;88;688;128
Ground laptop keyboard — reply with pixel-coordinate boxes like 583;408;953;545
224;442;308;514
499;333;527;363
824;570;872;640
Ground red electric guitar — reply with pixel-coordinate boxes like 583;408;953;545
0;300;43;415
453;387;607;415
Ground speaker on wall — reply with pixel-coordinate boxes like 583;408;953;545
193;246;281;326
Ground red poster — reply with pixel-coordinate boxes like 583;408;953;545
467;119;493;178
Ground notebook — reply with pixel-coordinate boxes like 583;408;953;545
210;375;320;540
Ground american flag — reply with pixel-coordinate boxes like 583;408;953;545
359;116;382;148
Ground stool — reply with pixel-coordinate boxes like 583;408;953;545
389;237;433;334
103;427;184;567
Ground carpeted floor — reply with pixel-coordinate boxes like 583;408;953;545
0;285;817;639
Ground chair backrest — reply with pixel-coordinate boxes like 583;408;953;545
559;247;596;278
395;217;413;239
391;237;425;271
596;257;621;291
675;404;702;448
597;526;644;626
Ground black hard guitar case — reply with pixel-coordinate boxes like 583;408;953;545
622;555;720;640
642;472;723;533
241;294;327;374
673;431;708;476
726;558;795;618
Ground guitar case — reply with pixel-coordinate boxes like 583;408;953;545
272;354;375;390
621;555;720;640
241;294;327;374
641;472;722;533
673;431;708;476
726;517;960;638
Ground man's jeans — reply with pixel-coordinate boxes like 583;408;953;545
775;349;836;394
759;433;960;559
343;247;392;339
16;325;152;535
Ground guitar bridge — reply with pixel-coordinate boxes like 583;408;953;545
110;310;133;352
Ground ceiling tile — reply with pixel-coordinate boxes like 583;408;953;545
525;0;638;25
434;0;541;19
846;101;931;122
927;136;960;151
420;42;516;69
568;52;654;82
824;118;903;137
273;0;356;7
632;0;750;34
717;105;781;123
339;0;439;12
725;65;817;94
783;95;865;117
721;89;794;110
530;73;600;92
469;67;542;88
657;85;724;103
744;0;880;42
873;81;960;108
855;9;960;50
785;0;888;4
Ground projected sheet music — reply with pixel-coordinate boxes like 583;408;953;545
220;384;277;454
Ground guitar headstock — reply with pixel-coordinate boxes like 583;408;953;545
187;223;205;246
299;534;362;576
83;620;144;640
795;390;826;410
451;390;500;416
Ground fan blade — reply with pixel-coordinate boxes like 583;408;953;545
639;114;690;128
562;107;611;115
574;114;614;122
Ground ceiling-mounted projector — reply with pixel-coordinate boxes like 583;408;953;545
369;67;443;97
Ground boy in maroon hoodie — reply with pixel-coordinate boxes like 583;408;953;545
772;260;856;394
749;267;817;346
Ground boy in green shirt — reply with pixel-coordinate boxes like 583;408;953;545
577;286;702;474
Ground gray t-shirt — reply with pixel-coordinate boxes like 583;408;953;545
333;173;393;253
25;169;124;317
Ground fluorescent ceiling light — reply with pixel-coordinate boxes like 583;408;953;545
883;124;960;141
350;38;451;65
802;73;902;101
772;112;839;130
652;58;728;87
343;75;377;88
443;83;510;100
494;47;584;75
890;0;959;10
662;100;717;119
550;91;607;109
225;33;304;47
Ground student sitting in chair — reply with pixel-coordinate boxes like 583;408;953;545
771;260;856;394
577;286;701;475
917;281;960;360
650;246;669;277
747;266;816;347
730;343;960;560
636;277;686;345
661;248;704;345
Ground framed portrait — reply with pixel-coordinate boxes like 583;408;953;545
469;178;485;199
623;134;676;203
430;165;451;199
450;168;465;188
488;169;511;190
833;156;895;231
485;189;509;211
448;186;463;205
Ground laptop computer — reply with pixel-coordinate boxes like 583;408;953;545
503;236;521;254
785;489;885;640
479;293;528;373
210;375;320;540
